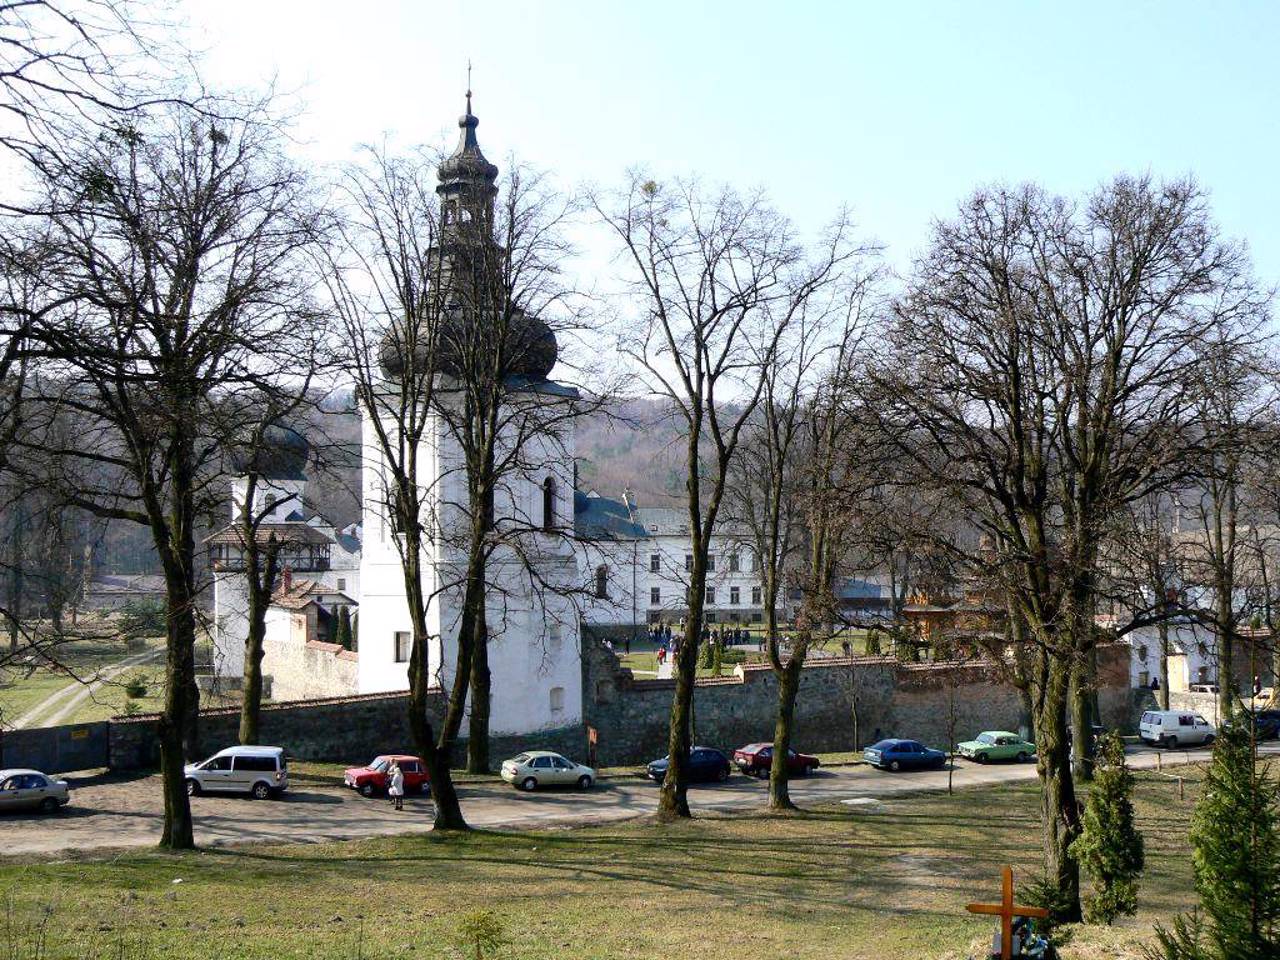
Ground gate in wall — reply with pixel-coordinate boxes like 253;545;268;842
0;721;110;773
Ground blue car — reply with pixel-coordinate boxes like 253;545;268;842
646;746;731;783
863;738;947;772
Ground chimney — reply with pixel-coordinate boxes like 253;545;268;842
282;567;293;593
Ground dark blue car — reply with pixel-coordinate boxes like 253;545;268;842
863;738;947;772
646;746;731;783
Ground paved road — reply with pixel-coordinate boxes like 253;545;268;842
10;648;163;730
0;742;1255;859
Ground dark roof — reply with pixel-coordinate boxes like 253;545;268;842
335;532;361;555
85;574;167;595
205;523;333;547
837;579;887;600
575;491;647;540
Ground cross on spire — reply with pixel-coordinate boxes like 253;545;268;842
466;60;473;116
965;866;1050;960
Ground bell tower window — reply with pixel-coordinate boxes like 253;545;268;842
542;477;556;531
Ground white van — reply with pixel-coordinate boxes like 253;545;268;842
184;746;288;799
1139;711;1216;748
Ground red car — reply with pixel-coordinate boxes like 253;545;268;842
343;754;430;797
733;743;820;778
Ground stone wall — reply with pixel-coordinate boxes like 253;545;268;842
105;640;1133;772
263;634;359;702
108;688;586;771
582;640;1133;766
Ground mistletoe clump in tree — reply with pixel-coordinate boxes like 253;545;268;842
1070;732;1144;924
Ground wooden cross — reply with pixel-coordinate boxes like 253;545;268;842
965;865;1050;960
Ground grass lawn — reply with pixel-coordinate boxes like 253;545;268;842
0;634;167;727
0;769;1201;959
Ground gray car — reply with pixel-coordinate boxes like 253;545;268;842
0;769;70;813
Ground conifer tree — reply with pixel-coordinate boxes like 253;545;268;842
1148;724;1280;959
335;607;353;651
1070;732;1144;923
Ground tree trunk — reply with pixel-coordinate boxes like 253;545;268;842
239;543;279;746
466;602;491;773
1218;587;1237;721
401;501;473;832
658;567;704;820
1069;655;1095;782
465;480;494;774
1157;620;1171;710
769;655;803;810
1032;660;1082;921
158;574;197;850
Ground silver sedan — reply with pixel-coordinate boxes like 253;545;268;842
0;769;70;813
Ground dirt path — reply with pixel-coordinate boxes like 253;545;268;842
10;648;163;730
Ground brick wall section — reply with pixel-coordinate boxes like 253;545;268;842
106;641;1132;771
263;636;359;701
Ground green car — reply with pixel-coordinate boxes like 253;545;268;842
957;731;1036;763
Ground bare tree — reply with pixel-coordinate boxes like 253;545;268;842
425;121;598;775
1179;337;1275;717
323;139;471;829
728;237;882;810
594;175;853;819
874;175;1267;919
1104;490;1184;709
12;99;318;849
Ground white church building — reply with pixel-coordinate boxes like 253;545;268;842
208;96;784;739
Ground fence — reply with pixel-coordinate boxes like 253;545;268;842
0;722;110;773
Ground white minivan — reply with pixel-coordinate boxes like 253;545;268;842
185;746;288;799
1139;711;1216;748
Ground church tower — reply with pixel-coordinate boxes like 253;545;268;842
357;93;583;740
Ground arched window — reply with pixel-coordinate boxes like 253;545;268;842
542;477;556;531
595;565;608;600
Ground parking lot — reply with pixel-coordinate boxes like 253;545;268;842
0;740;1250;858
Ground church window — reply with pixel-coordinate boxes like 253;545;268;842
394;631;411;663
595;565;609;600
549;686;565;713
650;587;661;606
542;477;556;531
649;553;660;573
1137;644;1148;662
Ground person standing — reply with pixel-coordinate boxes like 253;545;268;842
388;760;405;812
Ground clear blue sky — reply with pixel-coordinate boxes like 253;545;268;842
185;0;1280;284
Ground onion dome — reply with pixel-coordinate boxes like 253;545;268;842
377;90;558;383
232;424;309;480
437;91;499;188
377;306;558;381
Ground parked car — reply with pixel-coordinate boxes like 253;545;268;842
862;739;947;772
732;742;820;778
957;731;1036;763
344;754;429;797
1139;710;1216;748
500;751;595;791
185;745;289;799
1251;710;1280;740
0;769;70;813
646;746;732;783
